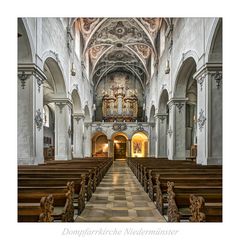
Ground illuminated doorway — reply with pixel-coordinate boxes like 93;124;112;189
131;132;148;157
92;132;108;157
113;134;127;160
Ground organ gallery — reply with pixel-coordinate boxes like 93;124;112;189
17;16;223;225
102;76;138;122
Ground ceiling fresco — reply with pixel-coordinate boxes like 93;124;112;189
77;18;162;86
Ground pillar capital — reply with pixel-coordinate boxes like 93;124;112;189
84;122;92;129
154;113;162;119
18;63;47;92
53;98;72;113
193;63;222;90
167;98;188;113
72;113;85;123
154;113;168;122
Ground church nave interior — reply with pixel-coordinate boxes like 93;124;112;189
17;17;222;223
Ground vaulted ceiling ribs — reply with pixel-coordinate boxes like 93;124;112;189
78;18;162;86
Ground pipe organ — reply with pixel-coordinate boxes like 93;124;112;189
102;85;138;122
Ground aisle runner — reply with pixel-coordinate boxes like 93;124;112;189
75;160;166;222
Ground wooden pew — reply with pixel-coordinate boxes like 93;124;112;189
18;157;113;222
18;169;93;200
127;157;222;222
149;170;222;201
18;182;75;222
166;181;222;222
143;164;221;189
18;177;85;214
18;194;54;222
154;175;222;214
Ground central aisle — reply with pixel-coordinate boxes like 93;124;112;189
75;160;166;222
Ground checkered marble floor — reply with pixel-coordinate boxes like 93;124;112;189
75;160;166;222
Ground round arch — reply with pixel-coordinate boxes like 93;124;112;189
43;57;67;96
18;18;35;62
172;56;198;159
42;57;68;161
206;18;222;62
173;57;197;98
149;104;156;122
92;132;108;157
130;129;149;139
71;89;82;114
111;131;129;141
131;132;149;157
111;132;128;160
84;105;91;121
158;89;169;113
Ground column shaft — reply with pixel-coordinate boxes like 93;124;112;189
168;99;187;160
159;114;168;157
54;101;72;160
84;123;92;157
194;64;222;165
73;114;84;158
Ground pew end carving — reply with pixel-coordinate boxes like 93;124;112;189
39;194;54;222
189;194;206;222
167;181;180;222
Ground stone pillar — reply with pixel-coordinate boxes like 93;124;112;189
158;114;168;157
194;63;222;165
149;122;156;157
167;98;187;160
127;139;132;157
18;63;46;165
185;103;197;156
108;139;113;157
154;114;161;157
54;99;72;160
72;113;85;158
84;123;92;157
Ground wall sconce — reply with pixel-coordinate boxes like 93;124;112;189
71;63;76;76
165;60;170;74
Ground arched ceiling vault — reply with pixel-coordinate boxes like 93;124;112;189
76;18;162;87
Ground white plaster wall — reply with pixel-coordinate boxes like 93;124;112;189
18;17;221;164
25;17;93;116
146;18;218;117
18;18;93;164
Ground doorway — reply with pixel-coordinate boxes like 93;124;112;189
113;135;127;160
131;132;148;157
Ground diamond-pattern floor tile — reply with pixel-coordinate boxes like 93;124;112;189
75;160;166;222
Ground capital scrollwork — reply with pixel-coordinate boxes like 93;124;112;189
18;71;30;89
136;123;144;131
112;123;127;131
34;73;44;92
197;109;206;131
35;109;43;130
56;102;65;113
159;115;167;123
68;126;72;137
213;71;222;89
96;123;103;132
167;126;173;137
18;63;46;92
175;102;184;113
196;72;207;91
